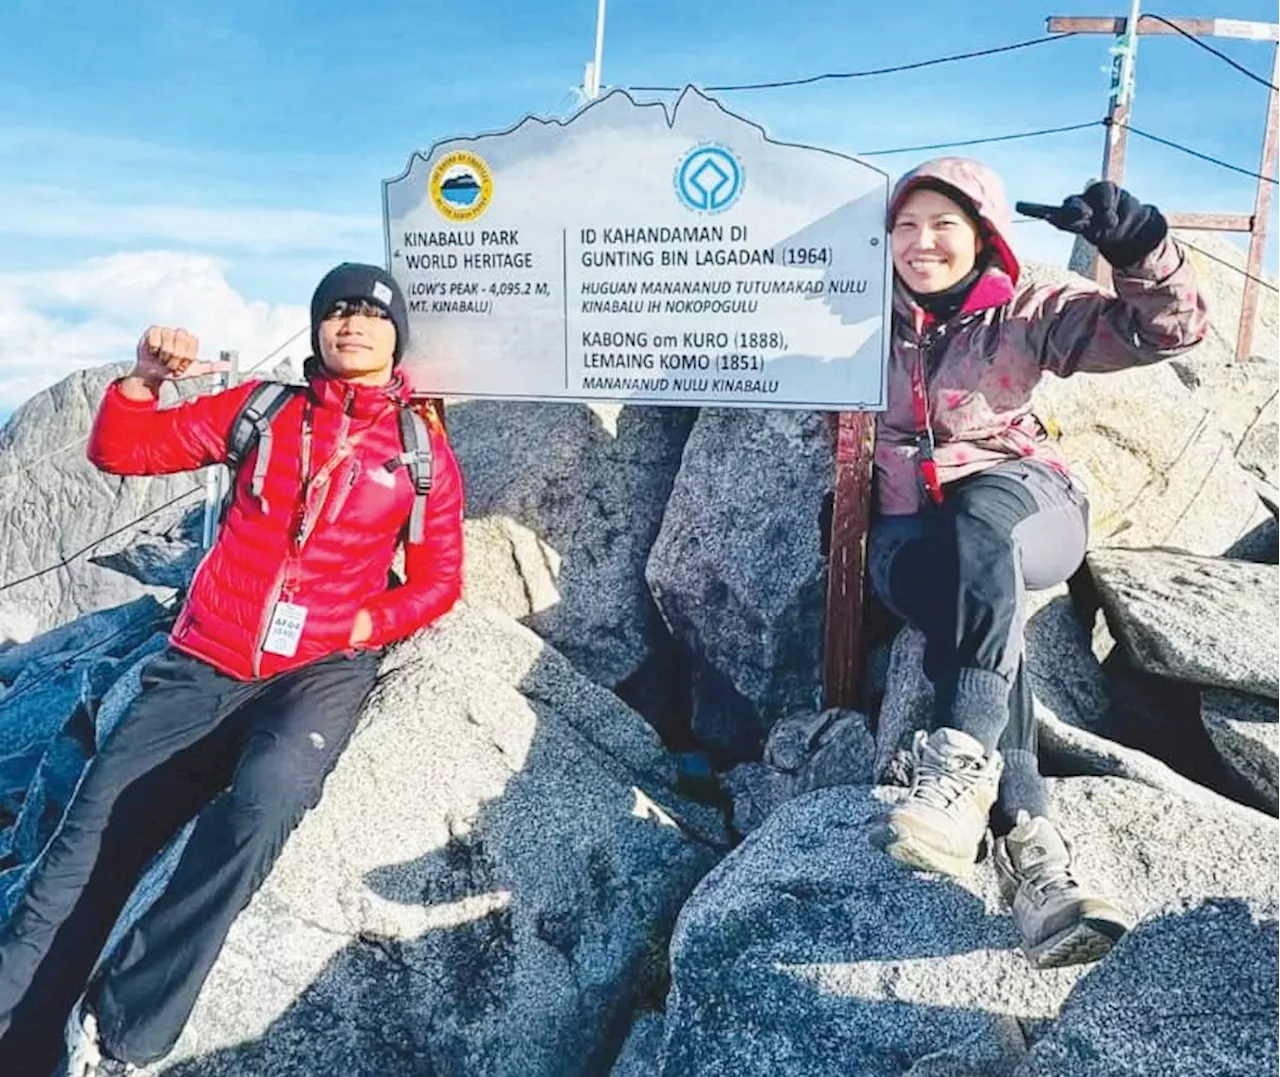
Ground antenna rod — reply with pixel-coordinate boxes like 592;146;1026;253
589;0;607;97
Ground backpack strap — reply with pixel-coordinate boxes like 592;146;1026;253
225;382;298;513
385;405;435;543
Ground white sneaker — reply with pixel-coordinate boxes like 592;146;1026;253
869;727;1003;877
63;1000;132;1077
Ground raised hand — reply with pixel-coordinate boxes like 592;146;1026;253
133;326;232;384
1016;181;1168;268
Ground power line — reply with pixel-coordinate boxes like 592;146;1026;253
0;327;302;596
859;120;1102;157
240;323;308;379
1178;237;1280;293
631;32;1078;93
1146;13;1279;92
1;330;308;488
0;596;180;708
1114;120;1279;184
0;488;202;594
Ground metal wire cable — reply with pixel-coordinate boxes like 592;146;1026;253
1114;120;1279;184
1178;237;1279;293
859;120;1102;157
1146;13;1278;91
631;32;1079;92
0;488;203;594
241;324;309;376
0;595;180;707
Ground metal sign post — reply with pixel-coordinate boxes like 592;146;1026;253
823;411;876;709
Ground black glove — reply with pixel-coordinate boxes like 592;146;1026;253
1016;181;1168;268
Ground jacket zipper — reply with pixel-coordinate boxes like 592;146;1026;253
325;459;361;523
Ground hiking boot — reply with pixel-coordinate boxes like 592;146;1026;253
868;727;1003;877
63;1000;133;1077
994;811;1133;969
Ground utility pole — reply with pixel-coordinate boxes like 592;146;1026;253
1091;0;1143;287
1102;0;1142;186
1049;13;1279;359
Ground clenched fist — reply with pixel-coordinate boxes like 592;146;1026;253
132;326;231;385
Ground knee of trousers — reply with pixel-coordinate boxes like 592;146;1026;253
952;512;1019;598
225;751;328;823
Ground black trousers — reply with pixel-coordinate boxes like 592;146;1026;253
869;458;1090;830
0;646;379;1071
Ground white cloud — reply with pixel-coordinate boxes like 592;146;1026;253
0;251;310;410
0;185;379;254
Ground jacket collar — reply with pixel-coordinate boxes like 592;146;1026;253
893;265;1017;330
303;357;408;420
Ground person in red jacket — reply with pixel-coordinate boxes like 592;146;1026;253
0;263;464;1076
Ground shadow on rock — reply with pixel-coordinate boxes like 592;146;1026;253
660;785;1049;1077
447;399;696;746
1014;896;1279;1077
137;605;722;1077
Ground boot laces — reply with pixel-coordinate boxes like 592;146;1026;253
910;736;985;811
1020;853;1079;899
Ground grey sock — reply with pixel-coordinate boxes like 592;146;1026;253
935;667;1010;753
993;748;1050;836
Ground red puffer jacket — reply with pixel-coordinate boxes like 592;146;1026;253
87;368;464;680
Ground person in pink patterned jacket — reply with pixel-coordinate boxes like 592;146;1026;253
865;157;1208;969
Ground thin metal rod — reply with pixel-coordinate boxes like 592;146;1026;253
202;350;238;549
1119;0;1143;107
1237;42;1279;361
1166;211;1254;231
590;0;607;97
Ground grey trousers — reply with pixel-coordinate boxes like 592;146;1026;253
869;458;1090;828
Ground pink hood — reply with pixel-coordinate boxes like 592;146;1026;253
887;157;1021;285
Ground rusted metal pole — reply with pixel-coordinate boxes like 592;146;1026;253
1237;42;1279;363
413;395;448;432
1049;15;1278;41
823;410;876;710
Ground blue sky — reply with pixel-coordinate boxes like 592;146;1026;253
0;0;1276;414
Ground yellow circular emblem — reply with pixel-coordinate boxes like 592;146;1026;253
429;151;493;222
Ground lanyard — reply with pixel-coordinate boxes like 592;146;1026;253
294;399;378;549
909;329;945;508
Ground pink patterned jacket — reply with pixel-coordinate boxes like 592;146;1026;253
874;157;1209;516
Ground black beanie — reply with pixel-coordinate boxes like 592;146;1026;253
310;262;409;364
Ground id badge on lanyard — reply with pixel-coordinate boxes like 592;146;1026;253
263;601;308;656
